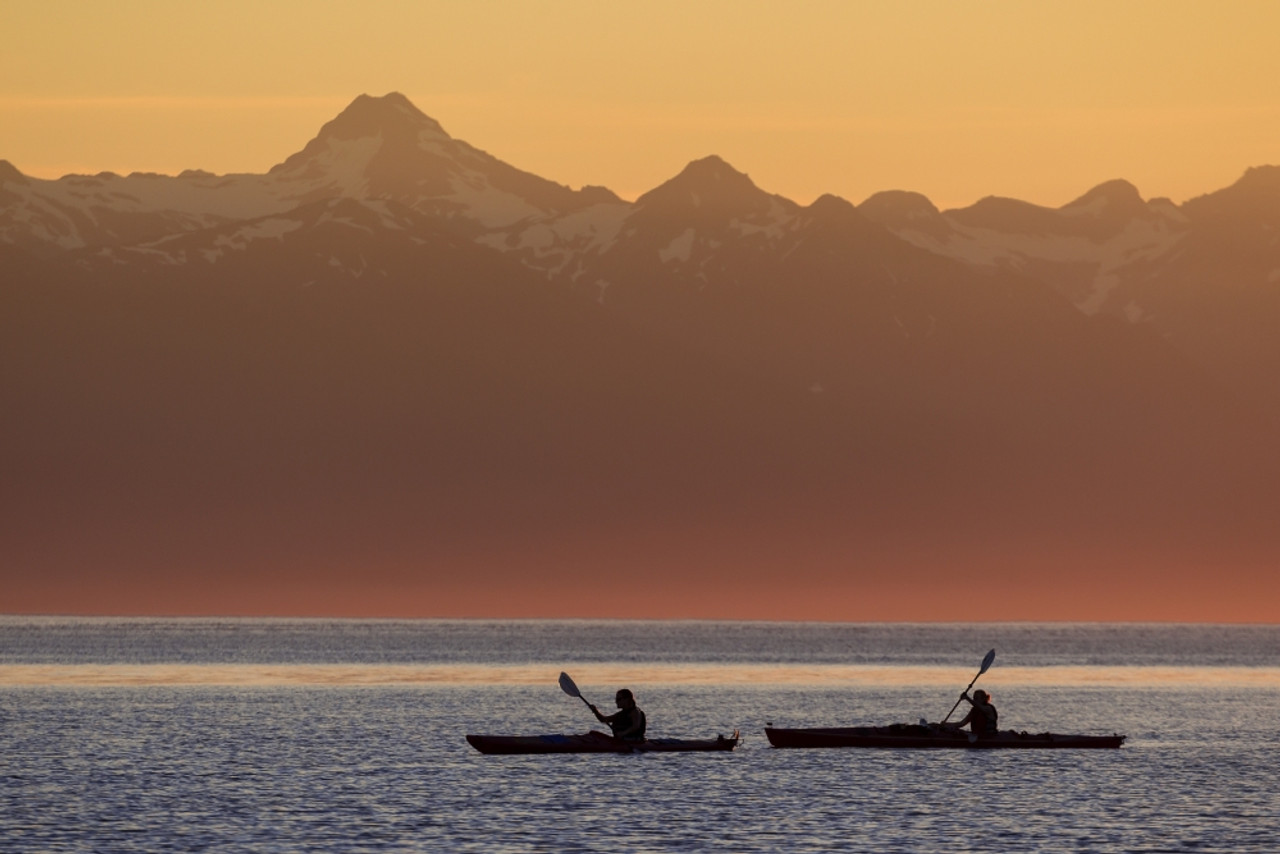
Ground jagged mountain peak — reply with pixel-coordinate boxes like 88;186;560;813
857;190;950;240
677;154;749;181
577;185;624;205
807;193;859;217
798;194;883;242
1233;164;1280;190
322;92;447;141
269;92;453;178
635;155;783;221
1183;164;1280;222
1061;179;1148;219
0;159;29;185
641;155;759;198
858;190;941;223
1210;164;1280;204
947;194;1065;234
253;92;602;228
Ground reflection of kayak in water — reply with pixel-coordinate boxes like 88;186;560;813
764;724;1125;750
466;729;741;754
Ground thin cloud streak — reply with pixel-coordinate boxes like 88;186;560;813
0;95;352;111
8;93;1276;132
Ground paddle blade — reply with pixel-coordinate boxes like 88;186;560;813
558;671;582;699
979;649;996;674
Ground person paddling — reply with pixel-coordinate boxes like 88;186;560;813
590;688;647;742
949;689;998;736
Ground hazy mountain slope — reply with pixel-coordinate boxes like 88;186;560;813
3;92;1277;619
860;170;1280;424
1114;167;1280;423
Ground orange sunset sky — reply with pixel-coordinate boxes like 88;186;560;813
3;0;1280;208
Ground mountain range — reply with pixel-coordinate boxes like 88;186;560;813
3;92;1277;620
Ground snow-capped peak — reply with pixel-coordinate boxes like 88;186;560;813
269;92;453;177
261;92;600;228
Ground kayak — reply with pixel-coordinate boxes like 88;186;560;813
467;729;740;755
764;724;1125;750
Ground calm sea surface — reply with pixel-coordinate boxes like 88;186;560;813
3;619;1279;852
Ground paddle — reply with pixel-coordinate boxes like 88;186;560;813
941;648;996;724
558;671;594;712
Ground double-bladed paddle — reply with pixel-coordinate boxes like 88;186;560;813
941;648;996;723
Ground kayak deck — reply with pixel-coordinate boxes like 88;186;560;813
467;730;740;755
765;724;1125;750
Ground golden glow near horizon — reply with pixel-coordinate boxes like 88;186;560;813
6;663;1280;687
3;1;1280;209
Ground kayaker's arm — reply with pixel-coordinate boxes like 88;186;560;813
938;693;972;728
943;691;997;733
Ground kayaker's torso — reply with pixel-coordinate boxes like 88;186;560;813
968;701;998;734
610;706;647;741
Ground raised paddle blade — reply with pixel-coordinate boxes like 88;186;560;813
559;671;593;708
941;649;997;723
558;671;581;699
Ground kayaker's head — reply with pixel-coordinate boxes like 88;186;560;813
615;688;636;710
973;689;990;704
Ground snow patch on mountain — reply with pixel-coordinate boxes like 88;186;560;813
1;168;304;250
46;171;287;220
478;202;630;276
220;217;305;247
1;193;87;248
660;228;697;263
440;175;544;228
275;135;380;198
728;199;795;242
891;214;1183;315
1059;195;1110;218
315;211;374;234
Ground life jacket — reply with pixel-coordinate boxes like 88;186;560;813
973;702;998;734
611;707;647;741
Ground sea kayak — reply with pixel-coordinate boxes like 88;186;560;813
467;729;740;755
765;724;1124;750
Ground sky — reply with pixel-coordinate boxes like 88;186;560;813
3;0;1280;210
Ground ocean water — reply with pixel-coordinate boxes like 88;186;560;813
3;619;1279;852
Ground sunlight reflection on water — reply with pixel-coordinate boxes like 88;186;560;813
5;662;1280;687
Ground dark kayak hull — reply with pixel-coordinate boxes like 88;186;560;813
467;730;740;755
765;725;1125;750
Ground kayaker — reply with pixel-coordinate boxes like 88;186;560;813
589;688;647;741
950;689;999;735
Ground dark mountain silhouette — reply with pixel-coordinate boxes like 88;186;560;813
633;155;796;223
858;191;953;241
946;195;1068;235
2;92;1277;620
